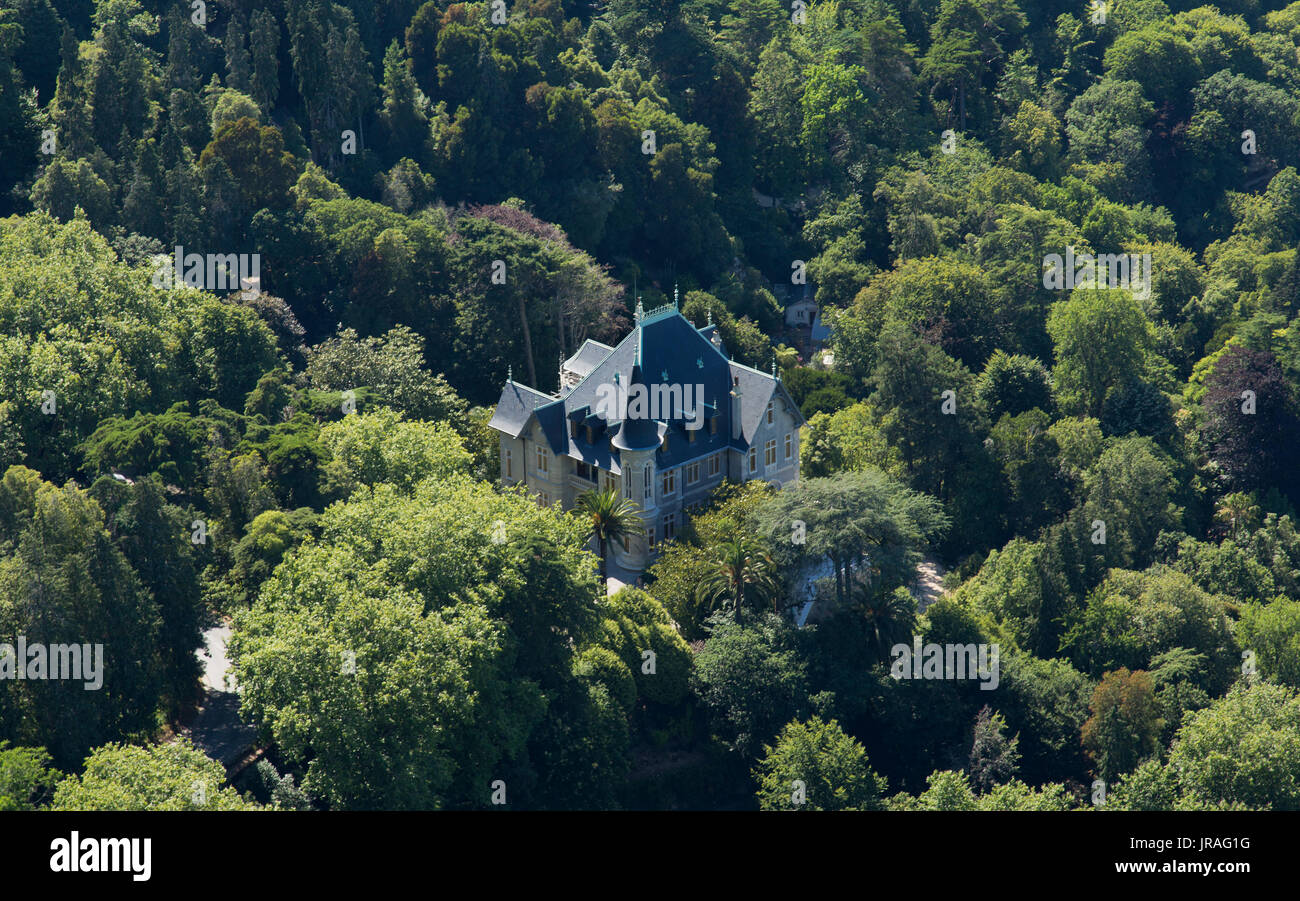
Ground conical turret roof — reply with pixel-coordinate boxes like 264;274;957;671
612;362;660;451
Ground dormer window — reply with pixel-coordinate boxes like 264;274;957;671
766;401;774;424
585;425;594;444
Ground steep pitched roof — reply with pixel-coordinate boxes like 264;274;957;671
487;380;555;438
612;362;661;451
727;359;807;448
489;305;804;465
564;339;614;381
811;310;832;343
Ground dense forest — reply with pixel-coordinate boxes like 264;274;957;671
3;0;1300;811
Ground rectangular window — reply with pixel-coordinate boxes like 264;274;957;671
644;467;653;501
575;461;590;481
663;512;676;541
748;447;758;473
784;433;792;460
537;491;550;507
708;453;720;477
648;527;656;551
766;401;774;424
662;469;676;496
536;445;548;474
765;439;777;466
505;448;513;479
686;461;699;484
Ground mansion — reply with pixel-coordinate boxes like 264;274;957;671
488;299;805;571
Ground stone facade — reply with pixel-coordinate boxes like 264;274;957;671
489;302;804;572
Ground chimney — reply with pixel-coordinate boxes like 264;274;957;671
730;382;743;441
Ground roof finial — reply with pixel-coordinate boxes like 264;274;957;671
673;283;679;308
706;308;712;326
771;356;778;378
507;364;513;383
635;297;644;324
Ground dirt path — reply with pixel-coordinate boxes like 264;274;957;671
912;556;948;613
183;624;257;771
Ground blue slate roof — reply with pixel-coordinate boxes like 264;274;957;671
564;339;613;381
612;362;661;451
487;380;555;438
811;310;832;343
489;306;805;470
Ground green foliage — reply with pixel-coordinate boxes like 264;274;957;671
0;470;163;769
989;409;1069;533
696;534;781;621
1063;567;1236;689
0;214;279;478
574;646;637;715
51;739;258;811
1047;287;1157;418
230;476;607;808
994;650;1093;785
890;769;1078;811
1115;682;1300;810
1237;599;1300;689
692;613;809;759
305;326;469;425
572;487;644;581
645;482;772;639
976;350;1054;419
593;588;692;708
754;716;887;811
228;507;318;605
1078;436;1183;569
752;468;948;609
967;705;1021;792
782;366;854;419
254;759;315;811
7;0;1300;812
867;321;1000;552
319;407;472;496
0;741;58;810
90;475;205;717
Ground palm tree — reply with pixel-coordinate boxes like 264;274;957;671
851;579;917;663
1214;491;1259;541
574;488;644;581
698;535;781;622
